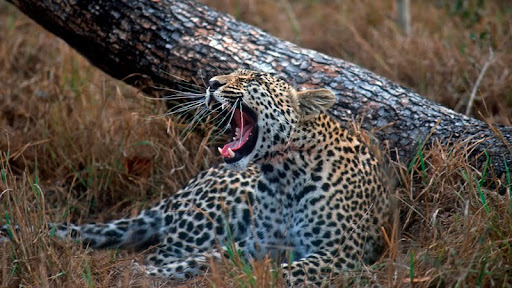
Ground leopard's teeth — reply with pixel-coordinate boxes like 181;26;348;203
217;147;222;155
221;103;227;110
235;127;241;136
227;148;235;158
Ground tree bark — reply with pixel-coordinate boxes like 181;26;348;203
6;0;512;192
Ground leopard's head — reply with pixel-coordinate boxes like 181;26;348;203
206;69;335;170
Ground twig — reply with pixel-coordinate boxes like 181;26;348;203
466;47;495;116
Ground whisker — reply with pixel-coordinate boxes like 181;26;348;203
137;89;204;102
165;100;205;116
208;59;230;75
204;105;230;124
162;94;205;101
166;99;204;112
198;67;209;89
215;55;238;74
175;84;205;94
209;102;234;127
200;50;238;75
158;70;205;89
149;85;198;94
210;100;239;143
180;107;212;139
167;106;205;120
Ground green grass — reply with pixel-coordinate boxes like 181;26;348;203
409;250;414;286
82;260;95;288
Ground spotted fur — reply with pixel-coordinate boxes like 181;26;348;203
51;70;392;286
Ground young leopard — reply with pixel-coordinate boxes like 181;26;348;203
47;70;391;286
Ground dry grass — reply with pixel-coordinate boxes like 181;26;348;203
1;0;512;287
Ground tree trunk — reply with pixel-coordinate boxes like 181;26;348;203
6;0;512;192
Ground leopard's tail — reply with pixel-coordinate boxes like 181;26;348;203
52;207;164;250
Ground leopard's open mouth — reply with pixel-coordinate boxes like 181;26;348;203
218;105;258;163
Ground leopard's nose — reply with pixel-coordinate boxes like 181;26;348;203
208;79;224;92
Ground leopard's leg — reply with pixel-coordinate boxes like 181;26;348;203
145;233;257;279
144;251;223;279
280;250;352;287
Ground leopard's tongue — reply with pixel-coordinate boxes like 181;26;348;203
221;124;254;158
220;108;255;159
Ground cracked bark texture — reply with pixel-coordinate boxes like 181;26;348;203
7;0;512;192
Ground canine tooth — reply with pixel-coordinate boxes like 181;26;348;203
221;103;227;110
217;147;222;155
227;148;235;158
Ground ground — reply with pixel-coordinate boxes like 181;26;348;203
1;1;511;287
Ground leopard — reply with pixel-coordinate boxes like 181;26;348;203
7;70;392;286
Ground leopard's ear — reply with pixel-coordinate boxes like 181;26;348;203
296;89;335;121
